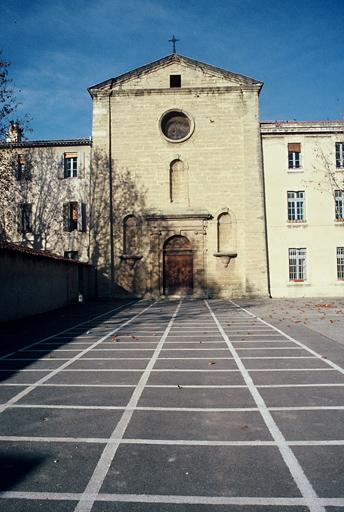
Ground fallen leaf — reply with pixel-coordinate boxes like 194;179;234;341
177;384;183;389
208;361;216;366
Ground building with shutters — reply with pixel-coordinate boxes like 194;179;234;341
1;54;343;299
0;133;91;262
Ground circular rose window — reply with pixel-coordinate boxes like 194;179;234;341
160;110;194;142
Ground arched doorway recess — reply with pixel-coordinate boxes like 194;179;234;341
163;235;193;295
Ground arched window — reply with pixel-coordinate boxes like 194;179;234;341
123;215;138;254
217;212;232;252
170;159;186;204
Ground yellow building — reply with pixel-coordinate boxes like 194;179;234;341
262;121;344;297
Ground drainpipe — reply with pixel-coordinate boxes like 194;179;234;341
108;83;115;291
260;132;272;298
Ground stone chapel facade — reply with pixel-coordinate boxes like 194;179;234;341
88;53;269;298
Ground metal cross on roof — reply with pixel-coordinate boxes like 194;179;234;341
169;35;180;54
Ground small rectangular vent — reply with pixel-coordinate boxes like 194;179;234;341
170;75;181;88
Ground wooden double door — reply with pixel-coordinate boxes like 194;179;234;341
163;236;193;296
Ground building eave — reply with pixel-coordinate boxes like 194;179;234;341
88;53;263;96
0;138;91;149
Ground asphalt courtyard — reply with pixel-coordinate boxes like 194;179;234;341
0;298;344;512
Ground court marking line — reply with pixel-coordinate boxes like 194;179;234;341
2;382;344;389
8;404;344;411
2;492;344;507
0;436;343;447
73;300;182;512
206;299;324;512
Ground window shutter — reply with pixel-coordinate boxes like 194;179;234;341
63;203;70;231
77;202;85;231
16;154;24;181
58;155;65;179
81;203;87;232
78;152;85;179
17;204;23;233
26;204;32;232
288;143;301;152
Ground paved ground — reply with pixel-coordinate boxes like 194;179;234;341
0;297;343;512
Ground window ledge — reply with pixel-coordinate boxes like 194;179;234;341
213;251;238;258
334;220;344;225
287;169;303;173
120;254;143;260
287;281;311;287
287;221;307;227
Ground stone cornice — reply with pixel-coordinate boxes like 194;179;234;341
92;84;260;100
260;121;344;135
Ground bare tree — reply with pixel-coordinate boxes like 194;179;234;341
0;50;30;239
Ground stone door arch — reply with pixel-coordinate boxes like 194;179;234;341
163;235;193;295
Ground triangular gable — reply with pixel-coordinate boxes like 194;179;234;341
88;53;263;95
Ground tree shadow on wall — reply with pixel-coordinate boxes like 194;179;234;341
90;148;164;298
2;146;88;259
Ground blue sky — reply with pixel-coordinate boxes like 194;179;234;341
1;0;343;140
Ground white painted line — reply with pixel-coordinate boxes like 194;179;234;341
248;368;335;372
0;383;137;388
156;357;233;360
230;300;344;376
269;406;344;411
9;403;344;412
288;440;344;446
3;382;343;389
0;492;309;506
73;300;183;512
150;369;240;372
241;356;316;359
0;436;343;447
231;341;292;344
10;404;127;410
236;347;304;350
206;300;325;512
0;301;157;415
258;384;344;388
0;436;109;443
161;348;228;351
9;404;260;412
2;492;344;507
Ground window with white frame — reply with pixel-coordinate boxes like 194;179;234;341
288;191;305;221
288;143;301;169
336;143;344;169
335;190;344;220
337;247;344;279
289;248;307;281
64;153;78;178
